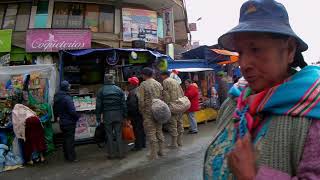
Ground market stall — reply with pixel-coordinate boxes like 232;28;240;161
58;48;170;142
167;59;219;127
0;64;57;172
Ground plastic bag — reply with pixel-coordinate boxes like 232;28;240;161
94;123;106;148
122;120;135;142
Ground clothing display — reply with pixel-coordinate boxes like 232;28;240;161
24;116;46;162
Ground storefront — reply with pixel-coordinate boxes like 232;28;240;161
168;59;220;127
0;29;13;66
58;48;170;141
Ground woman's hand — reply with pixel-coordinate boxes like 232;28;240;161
227;133;257;180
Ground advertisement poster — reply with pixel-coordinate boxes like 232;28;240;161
75;116;91;140
0;29;12;52
122;8;158;43
163;8;175;44
26;29;91;52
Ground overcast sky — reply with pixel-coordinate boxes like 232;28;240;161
185;0;319;63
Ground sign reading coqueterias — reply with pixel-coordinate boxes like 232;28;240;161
26;29;91;52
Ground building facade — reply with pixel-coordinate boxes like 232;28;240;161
0;0;189;65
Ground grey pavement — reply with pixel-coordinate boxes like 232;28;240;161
0;121;217;180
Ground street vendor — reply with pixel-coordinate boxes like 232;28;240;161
204;0;320;179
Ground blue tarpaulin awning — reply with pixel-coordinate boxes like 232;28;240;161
167;59;221;72
60;48;172;60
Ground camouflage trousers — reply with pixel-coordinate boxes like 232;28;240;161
168;113;184;137
142;112;164;144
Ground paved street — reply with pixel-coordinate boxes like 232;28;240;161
0;121;217;180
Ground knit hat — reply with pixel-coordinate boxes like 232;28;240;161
60;80;70;91
104;74;115;84
128;77;139;86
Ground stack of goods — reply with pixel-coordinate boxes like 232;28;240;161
0;72;54;173
73;96;96;111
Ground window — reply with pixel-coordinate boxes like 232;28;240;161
84;4;99;32
68;4;84;28
15;3;31;31
34;1;49;28
99;6;114;33
2;4;18;29
52;3;115;32
52;2;69;28
0;5;6;28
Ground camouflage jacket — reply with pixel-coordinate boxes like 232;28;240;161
137;78;163;113
162;77;184;104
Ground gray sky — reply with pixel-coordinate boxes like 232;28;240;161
185;0;319;63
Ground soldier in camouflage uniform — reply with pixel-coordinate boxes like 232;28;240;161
161;71;184;148
137;67;164;160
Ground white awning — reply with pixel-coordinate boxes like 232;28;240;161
169;68;214;72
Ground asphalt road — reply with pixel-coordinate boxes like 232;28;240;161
0;121;217;180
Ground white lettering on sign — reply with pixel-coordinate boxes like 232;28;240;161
31;39;85;51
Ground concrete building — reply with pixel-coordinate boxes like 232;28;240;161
0;0;189;64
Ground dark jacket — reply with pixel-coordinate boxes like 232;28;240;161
127;87;139;116
185;84;200;112
53;90;79;127
96;83;127;123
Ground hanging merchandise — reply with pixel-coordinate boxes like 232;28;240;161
106;51;118;65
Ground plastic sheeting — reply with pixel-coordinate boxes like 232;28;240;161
0;64;57;104
61;48;172;60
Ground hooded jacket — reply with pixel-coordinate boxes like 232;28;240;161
53;81;79;126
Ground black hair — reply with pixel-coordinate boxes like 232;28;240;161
141;67;154;77
160;71;170;77
185;79;193;84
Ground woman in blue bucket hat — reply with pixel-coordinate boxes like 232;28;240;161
204;0;320;179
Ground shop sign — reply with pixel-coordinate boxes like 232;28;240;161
122;8;158;43
0;29;12;52
26;29;91;52
189;23;197;31
163;8;175;44
0;53;10;66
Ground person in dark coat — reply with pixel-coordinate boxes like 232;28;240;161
96;74;127;159
53;80;79;162
127;76;146;151
184;79;200;134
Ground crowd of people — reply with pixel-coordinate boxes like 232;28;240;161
53;67;202;161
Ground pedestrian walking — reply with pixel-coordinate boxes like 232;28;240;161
216;71;229;105
127;76;146;151
161;71;184;148
137;67;164;160
184;79;199;134
96;74;127;159
204;0;320;179
53;80;79;162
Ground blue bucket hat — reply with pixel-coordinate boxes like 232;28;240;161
218;0;308;52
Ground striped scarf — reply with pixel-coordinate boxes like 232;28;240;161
234;66;320;138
